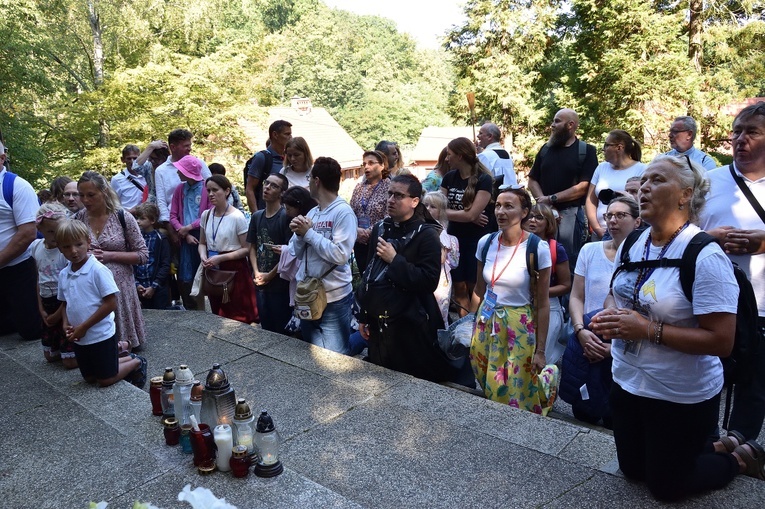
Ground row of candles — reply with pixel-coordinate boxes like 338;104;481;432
149;363;283;478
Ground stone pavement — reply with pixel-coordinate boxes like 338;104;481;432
2;309;764;509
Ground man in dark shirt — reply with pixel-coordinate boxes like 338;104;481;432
528;108;598;267
245;120;292;212
247;173;292;333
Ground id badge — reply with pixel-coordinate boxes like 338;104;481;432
481;289;498;321
358;215;371;229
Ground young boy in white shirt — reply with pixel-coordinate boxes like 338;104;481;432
56;219;147;387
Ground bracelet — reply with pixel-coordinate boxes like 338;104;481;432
573;323;584;333
647;320;654;342
652;321;664;345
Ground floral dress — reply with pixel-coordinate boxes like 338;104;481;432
76;209;149;349
349;177;391;273
470;234;558;416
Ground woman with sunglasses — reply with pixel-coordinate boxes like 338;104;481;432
470;186;558;415
561;195;641;428
524;203;571;365
585;130;646;240
590;155;764;500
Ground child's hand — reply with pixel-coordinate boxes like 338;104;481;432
270;245;283;255
66;325;86;342
136;285;146;297
142;287;155;299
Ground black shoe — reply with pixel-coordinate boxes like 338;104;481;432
129;354;148;389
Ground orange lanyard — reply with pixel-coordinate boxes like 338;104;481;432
490;231;524;289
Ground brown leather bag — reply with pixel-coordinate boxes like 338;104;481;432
202;267;237;304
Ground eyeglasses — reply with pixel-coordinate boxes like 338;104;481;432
262;181;282;190
527;214;546;221
603;142;620;148
305;173;312;181
498;183;525;191
387;191;413;201
603;212;634;221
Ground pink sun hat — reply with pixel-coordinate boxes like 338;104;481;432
173;155;204;182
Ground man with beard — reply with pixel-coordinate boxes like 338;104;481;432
356;174;454;382
528;109;598;267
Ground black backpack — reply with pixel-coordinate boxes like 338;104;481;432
613;230;760;428
243;149;274;201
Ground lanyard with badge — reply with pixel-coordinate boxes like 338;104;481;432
357;180;382;229
481;231;524;321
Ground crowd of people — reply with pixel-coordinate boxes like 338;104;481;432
2;103;765;501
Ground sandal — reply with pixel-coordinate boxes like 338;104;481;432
719;430;747;453
733;440;765;480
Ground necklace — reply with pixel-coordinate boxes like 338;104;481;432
631;221;690;305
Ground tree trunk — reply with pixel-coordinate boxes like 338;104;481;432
87;0;108;147
688;0;703;73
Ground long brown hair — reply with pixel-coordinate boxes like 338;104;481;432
447;137;492;209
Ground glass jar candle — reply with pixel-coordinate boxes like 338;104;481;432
150;377;163;416
190;423;216;467
180;424;193;454
229;445;251;478
163;418;180;446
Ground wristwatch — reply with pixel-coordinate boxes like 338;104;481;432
550;194;558;204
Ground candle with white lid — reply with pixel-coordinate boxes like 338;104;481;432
214;424;233;472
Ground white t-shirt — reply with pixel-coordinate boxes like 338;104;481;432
0;169;38;268
477;142;517;187
154;156;211;222
30;239;67;298
475;233;552;307
110;169;147;210
57;255;120;345
590;161;646;230
610;225;738;404
700;163;765;317
279;168;310;189
574;241;613;314
202;208;248;253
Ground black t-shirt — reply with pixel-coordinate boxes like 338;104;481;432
246;207;290;293
529;139;598;209
440;170;494;239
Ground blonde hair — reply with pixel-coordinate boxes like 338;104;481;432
423;192;448;228
36;202;69;225
78;171;121;214
55;219;90;245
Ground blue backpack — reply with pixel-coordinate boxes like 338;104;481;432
2;171;16;207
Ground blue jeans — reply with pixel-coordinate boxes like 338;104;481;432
257;289;293;334
300;292;353;355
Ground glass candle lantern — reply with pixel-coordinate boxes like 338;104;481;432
233;398;255;457
180;424;193;454
173;365;195;426
190;381;203;424
199;363;236;427
253;410;283;478
161;367;176;419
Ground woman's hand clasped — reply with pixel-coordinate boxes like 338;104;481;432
289;215;313;236
590;308;648;341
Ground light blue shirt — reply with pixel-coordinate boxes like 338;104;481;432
182;181;203;227
664;146;717;171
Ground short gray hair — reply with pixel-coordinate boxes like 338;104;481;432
481;123;501;143
674;116;698;141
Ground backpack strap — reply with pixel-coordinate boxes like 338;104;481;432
549;238;558;271
678;232;717;302
525;232;541;278
730;164;765;225
2;171;16;207
479;232;500;264
577;140;587;166
117;208;130;251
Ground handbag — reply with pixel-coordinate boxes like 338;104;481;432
294;252;338;321
202;267;237;303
